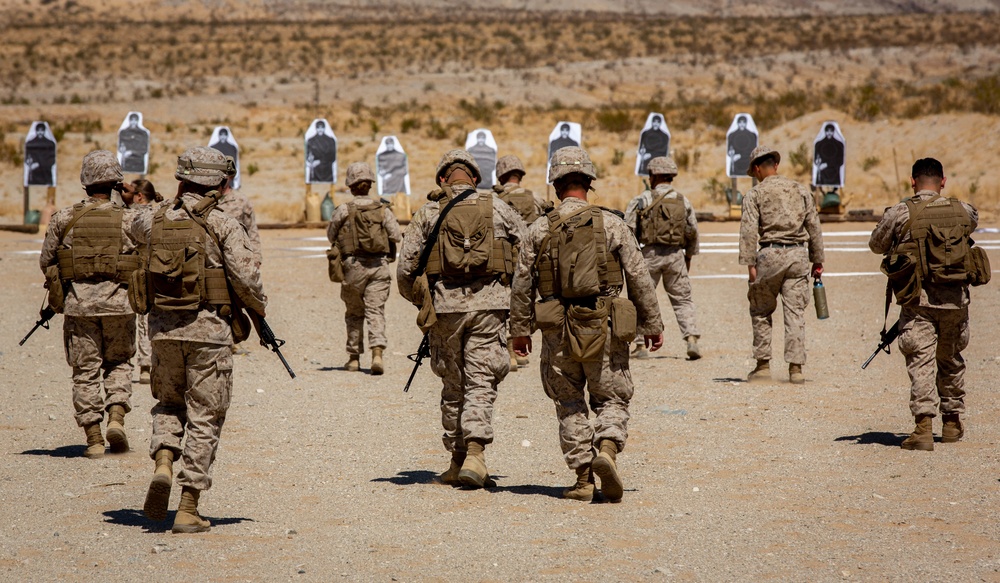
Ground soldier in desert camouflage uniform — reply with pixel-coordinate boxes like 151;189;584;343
492;154;551;371
398;149;523;490
327;162;401;374
39;150;140;458
511;147;664;503
215;165;262;266
624;156;701;360
739;146;825;384
134;146;267;534
869;158;978;451
124;178;164;385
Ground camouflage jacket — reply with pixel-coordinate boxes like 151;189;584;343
216;189;262;265
397;184;524;314
624;184;700;258
869;189;978;309
495;182;551;221
326;194;402;264
510;197;665;338
39;198;139;317
131;193;268;345
739;174;825;266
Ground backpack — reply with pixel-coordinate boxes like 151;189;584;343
904;195;975;285
498;186;539;224
338;198;391;257
637;189;687;246
536;205;624;300
55;201;139;284
424;188;514;283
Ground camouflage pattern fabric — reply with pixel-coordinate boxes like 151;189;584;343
869;189;978;309
496;182;550;222
136;313;152;368
40;199;140;317
340;257;392;354
345;162;376;187
216;189;262;266
63;314;136;427
898;306;969;417
747;247;810;364
326;194;402;257
428;310;509;453
130;192;267;345
647;156;678;176
624;184;700;259
642;248;699;339
80;150;123;186
397;190;523;314
538;327;633;470
148;340;233;491
739;175;824;266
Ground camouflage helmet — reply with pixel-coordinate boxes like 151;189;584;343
174;146;232;186
495;155;526;181
748;145;781;169
548;146;597;182
435;149;481;184
345;162;375;187
80;150;123;186
648;156;678;176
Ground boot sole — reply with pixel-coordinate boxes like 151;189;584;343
171;522;211;534
592;456;624;502
106;427;129;453
900;442;934;451
83;447;105;459
458;469;485;489
144;475;172;522
371;365;384;375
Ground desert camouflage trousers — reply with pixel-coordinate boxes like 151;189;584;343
539;327;633;470
898;305;969;417
341;257;391;355
136;313;152;368
149;340;233;491
428;310;510;453
747;246;810;365
644;245;699;338
63;315;136;427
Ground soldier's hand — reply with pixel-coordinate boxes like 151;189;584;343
748;265;757;283
644;334;664;352
512;336;532;357
811;263;823;278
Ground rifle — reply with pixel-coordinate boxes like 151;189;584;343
247;311;296;379
861;320;900;370
20;306;56;346
403;333;430;393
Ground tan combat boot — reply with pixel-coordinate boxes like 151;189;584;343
439;452;466;486
686;336;702;360
901;414;934;451
942;413;964;443
788;364;805;385
508;343;519;372
172;486;211;534
562;464;595;502
105;405;129;453
631;342;648;360
345;354;360;372
371;348;384;376
83;423;105;459
144;449;174;521
747;360;770;382
139;366;151;385
515;355;529;367
592;440;624;502
458;440;489;489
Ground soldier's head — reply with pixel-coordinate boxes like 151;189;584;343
128;113;140;128
651;115;662;130
549;147;596;199
435;149;481;187
175;146;231;194
476;131;487;146
315;120;326;133
911;157;946;192
384;137;396;151
346;161;375;196
131;178;162;204
737;115;748;131
80;150;124;196
648;156;678;186
559;123;571;139
496;154;526;185
35;122;46;138
747;145;780;181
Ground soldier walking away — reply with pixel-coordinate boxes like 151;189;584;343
624;156;701;360
125;179;164;384
510;147;664;503
39;150;141;458
133;147;267;533
215;161;262;266
869;158;984;451
740;146;825;384
327;162;401;374
493;154;551;370
397;149;523;490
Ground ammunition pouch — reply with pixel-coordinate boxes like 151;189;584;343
534;298;566;332
412;274;437;334
44;265;65;314
565;297;609;363
127;262;150;315
967;245;992;287
609;297;637;342
881;251;921;306
327;247;344;283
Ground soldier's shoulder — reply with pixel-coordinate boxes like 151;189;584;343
600;206;627;225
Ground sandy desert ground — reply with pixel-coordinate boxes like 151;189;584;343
2;221;1000;581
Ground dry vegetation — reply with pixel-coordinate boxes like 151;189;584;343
1;11;999;221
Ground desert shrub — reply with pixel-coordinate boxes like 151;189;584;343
595;108;634;133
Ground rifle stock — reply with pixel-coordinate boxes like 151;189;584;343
861;320;900;370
